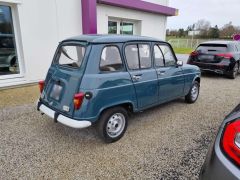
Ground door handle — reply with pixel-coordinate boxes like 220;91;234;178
132;74;142;81
157;70;165;75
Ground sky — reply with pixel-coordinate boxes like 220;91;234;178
167;0;240;30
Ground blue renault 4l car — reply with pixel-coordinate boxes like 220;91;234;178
37;35;201;143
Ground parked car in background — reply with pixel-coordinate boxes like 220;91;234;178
200;103;240;179
187;41;240;79
37;35;201;143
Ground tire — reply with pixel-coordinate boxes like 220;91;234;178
228;63;239;79
97;107;128;143
185;81;200;104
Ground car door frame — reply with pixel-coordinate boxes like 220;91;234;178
153;42;185;103
123;41;159;110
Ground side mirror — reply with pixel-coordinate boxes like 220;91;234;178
176;60;183;67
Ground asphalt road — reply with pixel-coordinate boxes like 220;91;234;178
1;74;240;179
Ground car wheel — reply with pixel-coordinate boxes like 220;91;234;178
185;81;200;103
228;63;239;79
97;107;128;143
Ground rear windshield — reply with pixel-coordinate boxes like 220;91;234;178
196;44;228;53
58;45;86;68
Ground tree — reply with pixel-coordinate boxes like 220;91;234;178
209;25;220;38
194;19;211;38
178;28;185;37
220;22;236;38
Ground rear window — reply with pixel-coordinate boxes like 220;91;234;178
58;45;85;68
196;44;228;53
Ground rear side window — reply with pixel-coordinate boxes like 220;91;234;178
196;44;227;53
125;45;139;70
125;44;151;70
139;44;151;69
58;45;85;68
100;46;123;72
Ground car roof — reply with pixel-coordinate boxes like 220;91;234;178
62;34;163;44
200;40;238;45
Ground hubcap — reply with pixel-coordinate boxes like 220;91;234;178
191;84;199;100
106;113;125;138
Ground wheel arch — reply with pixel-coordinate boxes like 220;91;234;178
95;101;136;124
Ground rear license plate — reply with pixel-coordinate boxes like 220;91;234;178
50;84;62;100
199;55;213;60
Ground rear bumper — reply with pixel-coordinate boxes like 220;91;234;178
38;101;92;129
189;62;232;75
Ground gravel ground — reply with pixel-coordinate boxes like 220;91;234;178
1;74;240;179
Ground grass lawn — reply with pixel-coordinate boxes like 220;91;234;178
173;47;194;54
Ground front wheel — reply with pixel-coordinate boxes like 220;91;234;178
96;107;128;143
185;81;200;103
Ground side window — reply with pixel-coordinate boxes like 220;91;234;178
139;44;151;69
159;45;176;66
100;46;123;72
125;45;139;70
154;45;164;67
59;45;85;67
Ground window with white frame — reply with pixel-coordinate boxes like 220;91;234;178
0;5;19;76
108;19;134;35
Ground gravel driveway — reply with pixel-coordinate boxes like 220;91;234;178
1;75;240;179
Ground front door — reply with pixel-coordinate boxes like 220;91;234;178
125;43;158;109
153;43;185;102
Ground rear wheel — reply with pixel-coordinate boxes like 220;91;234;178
185;81;200;103
228;63;239;79
97;107;128;143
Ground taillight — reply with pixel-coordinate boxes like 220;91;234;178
38;80;45;93
190;51;198;57
222;119;240;165
74;93;85;110
216;53;233;59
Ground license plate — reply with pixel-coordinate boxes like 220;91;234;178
50;84;62;100
199;55;213;60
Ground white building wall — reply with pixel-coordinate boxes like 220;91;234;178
97;4;167;40
143;0;169;6
0;0;83;87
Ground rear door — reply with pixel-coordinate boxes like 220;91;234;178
153;43;185;102
41;42;87;117
125;43;158;109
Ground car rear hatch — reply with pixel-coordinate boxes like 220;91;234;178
190;44;229;63
41;42;88;117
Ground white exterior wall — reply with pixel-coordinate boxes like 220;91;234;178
0;0;171;88
97;4;167;40
0;0;83;87
144;0;169;6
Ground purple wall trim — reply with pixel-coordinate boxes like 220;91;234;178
81;0;97;34
97;0;177;16
81;0;177;34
